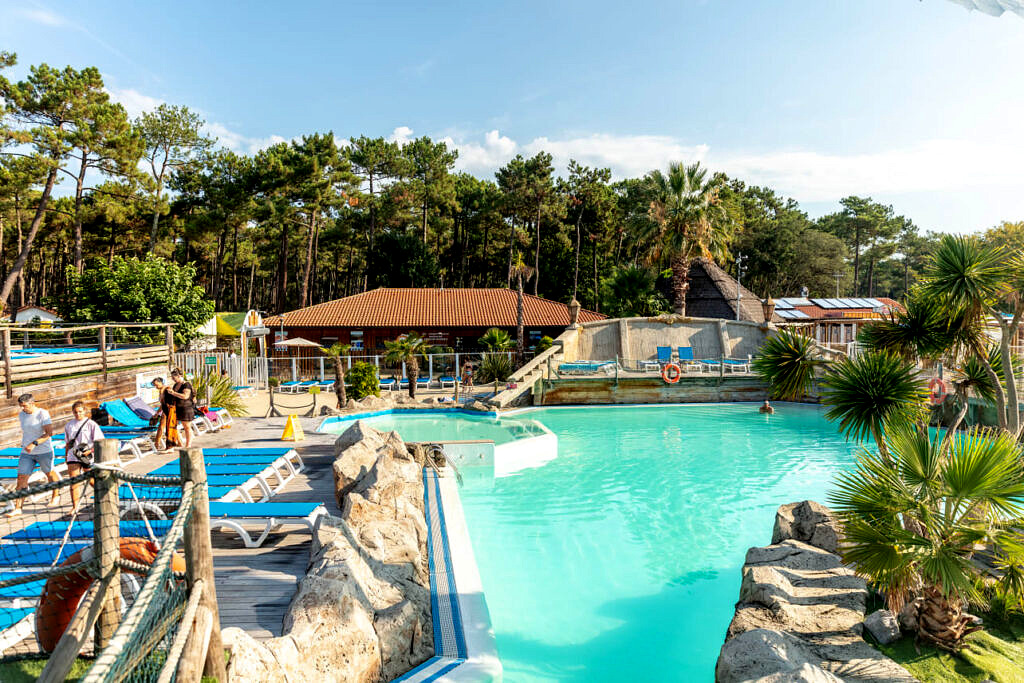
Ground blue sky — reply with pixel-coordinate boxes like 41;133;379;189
2;0;1024;233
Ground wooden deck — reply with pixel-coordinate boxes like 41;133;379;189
121;415;339;640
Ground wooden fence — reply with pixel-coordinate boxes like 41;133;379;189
0;323;174;398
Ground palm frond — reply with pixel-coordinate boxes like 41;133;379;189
822;351;927;443
751;329;820;400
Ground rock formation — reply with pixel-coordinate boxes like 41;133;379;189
223;422;433;682
716;501;915;683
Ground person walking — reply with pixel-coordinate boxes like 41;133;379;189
64;401;104;512
151;377;177;450
8;394;59;514
166;368;196;448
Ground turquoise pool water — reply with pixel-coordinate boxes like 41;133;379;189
320;411;548;445
456;404;860;682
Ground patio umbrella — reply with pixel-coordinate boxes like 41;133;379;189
273;337;324;348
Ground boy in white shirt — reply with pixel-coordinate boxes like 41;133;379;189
10;393;60;514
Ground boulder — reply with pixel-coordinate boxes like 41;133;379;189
772;501;842;554
334;421;385;453
744;540;844;573
752;663;844;683
863;609;901;645
345;398;359;411
332;440;381;508
716;629;822;683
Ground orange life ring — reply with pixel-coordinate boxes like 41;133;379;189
36;537;186;652
661;362;682;384
928;377;950;405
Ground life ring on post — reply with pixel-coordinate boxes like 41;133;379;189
661;363;682;384
928;377;950;405
35;538;186;652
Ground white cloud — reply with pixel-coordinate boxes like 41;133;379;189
105;86;163;119
203;122;286;155
389;126;415;145
19;7;67;26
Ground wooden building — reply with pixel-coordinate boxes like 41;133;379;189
774;296;903;348
263;288;605;352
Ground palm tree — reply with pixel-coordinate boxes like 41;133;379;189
322;342;352;408
384;332;427;398
830;423;1024;651
509;252;534;364
604;266;668;318
821;351;928;462
751;329;821;401
920;235;1022;435
646;162;732;315
479;327;514;352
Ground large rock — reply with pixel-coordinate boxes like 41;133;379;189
863;610;901;645
772;501;842;554
228;423;433;682
717;504;916;683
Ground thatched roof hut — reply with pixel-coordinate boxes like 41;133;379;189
686;258;778;323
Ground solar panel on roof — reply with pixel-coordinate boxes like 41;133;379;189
790;310;810;319
866;298;884;307
834;298;856;308
781;297;812;307
774;300;793;310
849;298;872;307
776;310;793;319
811;299;835;309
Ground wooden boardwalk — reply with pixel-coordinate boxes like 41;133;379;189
121;415;339;640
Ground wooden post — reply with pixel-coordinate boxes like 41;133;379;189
99;326;108;381
94;438;122;650
165;324;175;361
2;328;11;399
178;447;227;682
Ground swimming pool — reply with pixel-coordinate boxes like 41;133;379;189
319;410;549;445
454;403;859;682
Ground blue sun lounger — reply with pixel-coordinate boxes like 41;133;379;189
206;501;328;548
416;376;432;388
0;543;90;568
200;448;303;474
149;459;293;495
380;378;397;391
5;520;174;541
642;346;673;372
0;607;35;649
439;375;457;388
0;573;45;600
101;400;152;430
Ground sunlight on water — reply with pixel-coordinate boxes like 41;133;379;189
456;403;859;682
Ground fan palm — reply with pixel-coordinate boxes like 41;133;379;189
920;235;1022;434
646;162;733;315
322;342;351;408
830;423;1024;651
510;252;534;364
604;265;668;318
822;351;928;461
751;328;821;401
384;332;427;398
191;372;248;416
479;327;514;352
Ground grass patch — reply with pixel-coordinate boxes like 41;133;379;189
873;612;1024;683
0;657;92;682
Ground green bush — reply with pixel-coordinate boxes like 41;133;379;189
535;336;554;353
347;362;380;401
477;353;513;384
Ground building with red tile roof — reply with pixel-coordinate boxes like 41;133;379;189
264;288;604;351
774;296;903;348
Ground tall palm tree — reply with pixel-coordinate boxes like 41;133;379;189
920;235;1022;435
384;332;427;398
322;342;352;408
478;327;514;352
830;423;1024;652
646;162;732;315
509;252;534;364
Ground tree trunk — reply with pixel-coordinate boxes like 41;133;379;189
516;272;525;365
0;166;58;312
916;585;980;652
231;223;239;310
853;223;861;297
277;224;290;313
422;200;428;246
300;210;317;308
670;253;690;316
246;258;256;310
332;356;347;407
15;195;25;308
506;217;515;288
534;204;541;296
408;356;418;398
73;151;88;273
593;235;600;314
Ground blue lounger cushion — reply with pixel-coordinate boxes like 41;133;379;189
0;607;34;630
208;501;323;519
5;520;174;541
149;463;280;476
677;347;695;361
150;456;281;472
0;573;46;598
656;346;672;363
0;543;90;567
439;376;456;382
101;400;150;429
125;396;157;420
119;485;235;500
201;448;294;457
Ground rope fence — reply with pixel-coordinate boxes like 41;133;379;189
0;440;224;683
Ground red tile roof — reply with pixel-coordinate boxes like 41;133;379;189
792;297;903;321
264;288;605;328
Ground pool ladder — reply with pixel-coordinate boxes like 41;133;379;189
426;443;464;486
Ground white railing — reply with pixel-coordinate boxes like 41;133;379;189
172;352;269;390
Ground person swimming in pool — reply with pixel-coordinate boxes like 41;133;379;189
760;400;774;415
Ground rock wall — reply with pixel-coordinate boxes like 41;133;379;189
223;422;433;682
716;501;916;683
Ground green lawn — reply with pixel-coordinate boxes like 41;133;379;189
872;613;1024;683
0;657;91;682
